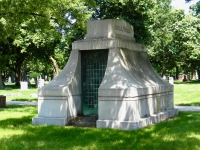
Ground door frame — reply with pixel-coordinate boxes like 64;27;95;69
81;50;108;115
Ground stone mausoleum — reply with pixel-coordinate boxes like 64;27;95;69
32;19;178;130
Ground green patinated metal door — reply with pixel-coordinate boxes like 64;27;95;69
81;50;108;115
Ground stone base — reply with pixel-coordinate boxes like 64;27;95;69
96;108;178;130
32;117;69;126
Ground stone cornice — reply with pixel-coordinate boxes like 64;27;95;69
72;38;146;52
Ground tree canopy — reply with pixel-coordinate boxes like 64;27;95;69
0;0;95;86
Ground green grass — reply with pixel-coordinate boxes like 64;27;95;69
0;105;200;150
0;83;37;101
174;80;200;106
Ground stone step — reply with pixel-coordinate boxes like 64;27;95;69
69;115;98;127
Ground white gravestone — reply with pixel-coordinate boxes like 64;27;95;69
20;81;28;90
8;76;12;83
37;79;44;88
169;77;174;84
163;76;167;80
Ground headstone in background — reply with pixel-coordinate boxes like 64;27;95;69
169;77;174;84
163;76;167;80
37;79;44;88
8;76;12;83
45;75;47;81
178;75;183;80
192;74;196;80
182;75;188;82
20;81;28;90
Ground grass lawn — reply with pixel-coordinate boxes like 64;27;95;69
0;83;37;101
0;105;200;150
174;80;200;106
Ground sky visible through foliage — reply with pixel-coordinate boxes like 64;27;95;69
171;0;199;13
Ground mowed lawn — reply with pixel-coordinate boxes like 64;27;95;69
0;83;38;101
0;105;200;150
174;80;200;106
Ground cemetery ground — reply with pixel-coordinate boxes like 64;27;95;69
0;83;38;101
0;81;200;149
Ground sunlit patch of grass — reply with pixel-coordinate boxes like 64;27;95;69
0;129;25;139
0;83;38;101
174;80;200;106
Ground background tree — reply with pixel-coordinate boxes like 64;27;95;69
0;0;95;86
147;5;185;77
171;14;200;78
0;70;4;89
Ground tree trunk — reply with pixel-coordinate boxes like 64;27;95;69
0;70;4;89
15;67;21;87
175;66;179;80
197;69;200;81
49;56;59;79
161;66;166;77
11;71;15;83
190;63;194;80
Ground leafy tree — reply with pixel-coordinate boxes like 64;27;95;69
0;70;4;89
174;15;200;79
147;8;185;77
27;35;71;80
148;6;200;78
0;0;95;86
190;1;200;15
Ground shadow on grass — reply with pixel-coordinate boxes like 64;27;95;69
0;116;34;127
1;110;200;149
11;98;37;102
0;105;37;113
174;80;200;84
176;102;200;106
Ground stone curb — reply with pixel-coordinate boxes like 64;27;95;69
175;106;200;112
6;101;37;106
